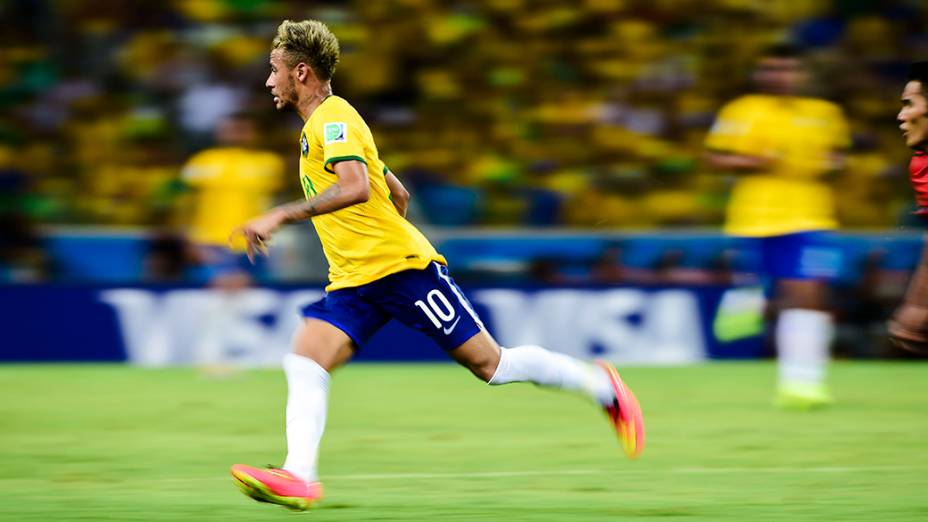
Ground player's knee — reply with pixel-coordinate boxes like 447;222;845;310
292;319;355;372
471;360;499;383
777;280;827;310
458;351;500;382
449;332;502;382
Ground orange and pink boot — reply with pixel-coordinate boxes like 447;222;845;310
230;464;323;511
595;360;645;459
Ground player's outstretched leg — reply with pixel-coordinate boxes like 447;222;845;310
490;344;645;458
230;464;323;511
452;334;645;458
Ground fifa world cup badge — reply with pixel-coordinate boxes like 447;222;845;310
324;122;347;144
300;132;309;157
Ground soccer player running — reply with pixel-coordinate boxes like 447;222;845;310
181;112;284;289
705;44;850;409
889;62;928;353
228;20;644;511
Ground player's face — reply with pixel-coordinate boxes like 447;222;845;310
898;81;928;149
266;49;297;111
217;117;255;146
754;57;805;95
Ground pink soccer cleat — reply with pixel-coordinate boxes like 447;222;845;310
230;464;323;511
595;360;645;459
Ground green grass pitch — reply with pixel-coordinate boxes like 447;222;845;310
1;362;926;521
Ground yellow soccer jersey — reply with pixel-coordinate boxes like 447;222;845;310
299;96;446;290
705;94;850;237
182;147;284;248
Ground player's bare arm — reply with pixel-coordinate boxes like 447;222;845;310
277;160;369;222
889;240;928;352
231;160;369;261
705;150;775;171
384;170;409;217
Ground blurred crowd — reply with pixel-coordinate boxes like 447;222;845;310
1;0;926;279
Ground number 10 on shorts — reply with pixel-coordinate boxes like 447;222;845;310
415;289;457;330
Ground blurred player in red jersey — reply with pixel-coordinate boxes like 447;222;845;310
226;20;644;511
889;61;928;352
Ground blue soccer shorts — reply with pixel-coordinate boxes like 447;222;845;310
748;231;842;280
190;245;267;282
300;262;484;350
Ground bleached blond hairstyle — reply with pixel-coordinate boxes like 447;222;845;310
272;19;339;80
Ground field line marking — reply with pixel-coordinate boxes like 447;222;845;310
673;466;913;474
4;466;922;486
327;469;603;480
324;465;922;479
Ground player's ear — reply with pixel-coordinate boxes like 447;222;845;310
296;63;313;83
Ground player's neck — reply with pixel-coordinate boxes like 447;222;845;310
297;84;334;122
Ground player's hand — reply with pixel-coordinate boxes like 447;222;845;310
230;211;285;264
888;303;928;354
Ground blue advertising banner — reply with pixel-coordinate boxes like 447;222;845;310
0;285;763;365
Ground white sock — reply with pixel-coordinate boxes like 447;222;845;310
488;344;614;406
281;353;329;483
776;308;833;386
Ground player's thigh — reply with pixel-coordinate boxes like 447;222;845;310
362;262;489;356
292;318;356;372
298;288;390;371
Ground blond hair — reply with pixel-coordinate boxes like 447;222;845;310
272;19;339;80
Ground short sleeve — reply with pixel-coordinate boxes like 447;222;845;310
318;117;367;173
180;152;213;186
705;98;762;156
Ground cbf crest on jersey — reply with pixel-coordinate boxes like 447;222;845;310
300;132;309;157
324;122;347;144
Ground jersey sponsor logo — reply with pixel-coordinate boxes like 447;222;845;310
300;132;309;157
324;122;347;144
443;316;461;335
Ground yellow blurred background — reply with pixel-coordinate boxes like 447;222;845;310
0;0;923;286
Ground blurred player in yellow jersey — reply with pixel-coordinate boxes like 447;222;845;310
181;112;284;287
706;44;851;409
227;20;644;511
